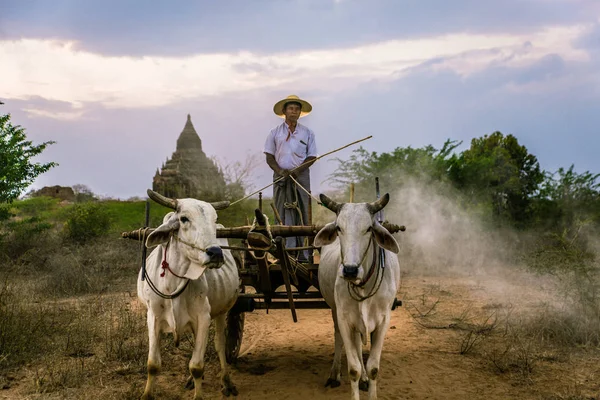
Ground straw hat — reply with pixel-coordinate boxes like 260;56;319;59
273;94;312;118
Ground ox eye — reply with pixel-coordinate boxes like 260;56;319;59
180;216;189;223
366;226;372;234
336;226;342;233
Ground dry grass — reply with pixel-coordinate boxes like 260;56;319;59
0;235;221;398
403;281;597;387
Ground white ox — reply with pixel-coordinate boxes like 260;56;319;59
138;189;240;400
314;193;400;400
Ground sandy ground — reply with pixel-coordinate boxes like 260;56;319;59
2;274;599;400
153;274;599;400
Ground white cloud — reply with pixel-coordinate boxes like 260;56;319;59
0;24;593;111
21;108;86;121
426;25;589;76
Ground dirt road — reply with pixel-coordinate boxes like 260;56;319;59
2;274;598;400
193;274;599;400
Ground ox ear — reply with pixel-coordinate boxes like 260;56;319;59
146;214;180;248
372;222;400;254
314;222;338;247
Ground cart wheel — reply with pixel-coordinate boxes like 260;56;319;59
225;309;245;364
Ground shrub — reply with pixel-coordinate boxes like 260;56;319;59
0;216;54;261
63;203;112;244
525;221;600;346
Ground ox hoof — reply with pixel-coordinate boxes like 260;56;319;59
185;376;194;390
140;393;154;400
222;385;239;397
325;378;341;388
359;379;369;392
222;375;239;397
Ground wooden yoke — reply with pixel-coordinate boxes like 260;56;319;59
122;222;406;241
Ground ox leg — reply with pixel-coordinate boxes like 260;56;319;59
355;332;369;392
338;320;361;400
366;316;390;400
189;313;211;400
325;310;343;388
142;312;161;400
214;313;239;397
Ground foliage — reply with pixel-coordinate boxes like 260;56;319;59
525;220;600;346
214;152;262;201
327;139;462;202
72;183;98;203
0;113;57;203
532;165;600;231
0;216;54;260
0;197;60;262
449;132;544;226
63;202;113;244
327;131;598;233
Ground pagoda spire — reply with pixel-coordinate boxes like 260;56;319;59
176;113;202;150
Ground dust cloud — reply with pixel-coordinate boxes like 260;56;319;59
317;175;561;310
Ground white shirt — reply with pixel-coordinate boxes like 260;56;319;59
263;122;318;170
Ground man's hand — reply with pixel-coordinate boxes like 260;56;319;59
279;169;291;178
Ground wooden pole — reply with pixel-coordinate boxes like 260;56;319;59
270;203;283;225
122;222;405;241
349;183;355;203
230;135;373;206
140;200;150;281
275;237;298;323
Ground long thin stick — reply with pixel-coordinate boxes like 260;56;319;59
230;135;373;205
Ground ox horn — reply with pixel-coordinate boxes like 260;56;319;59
319;193;343;214
210;201;230;211
367;193;390;214
147;189;177;209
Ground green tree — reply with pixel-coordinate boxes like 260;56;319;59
0;114;57;203
449;132;543;225
328;140;461;200
532;165;600;230
72;184;98;203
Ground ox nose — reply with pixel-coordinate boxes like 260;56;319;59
342;265;359;279
206;246;224;264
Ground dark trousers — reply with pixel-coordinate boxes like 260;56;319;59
272;168;310;260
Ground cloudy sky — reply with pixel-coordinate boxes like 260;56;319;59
1;0;599;200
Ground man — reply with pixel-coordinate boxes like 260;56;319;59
263;94;317;261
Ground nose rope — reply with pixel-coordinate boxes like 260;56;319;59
160;240;187;279
140;233;190;300
340;232;385;302
339;233;373;268
172;233;209;252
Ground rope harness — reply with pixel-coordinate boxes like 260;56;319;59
248;214;274;260
139;229;190;300
159;240;187;279
341;233;387;302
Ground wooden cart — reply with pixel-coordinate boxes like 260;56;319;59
122;183;405;363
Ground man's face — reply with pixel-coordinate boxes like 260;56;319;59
283;102;302;122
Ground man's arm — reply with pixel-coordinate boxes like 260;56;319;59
265;153;289;177
291;156;316;177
